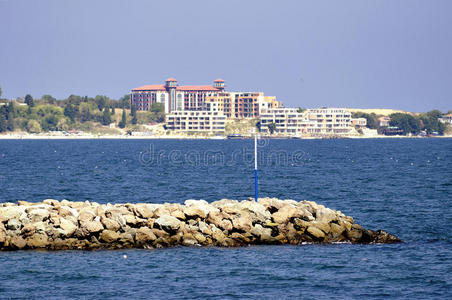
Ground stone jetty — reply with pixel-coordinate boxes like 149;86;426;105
0;198;401;251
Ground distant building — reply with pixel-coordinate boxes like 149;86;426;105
439;114;452;125
260;108;310;135
382;126;404;135
165;111;226;133
351;118;367;128
206;92;280;119
131;78;280;118
260;107;353;136
379;116;390;127
305;108;352;135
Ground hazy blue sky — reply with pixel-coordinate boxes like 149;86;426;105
0;0;451;112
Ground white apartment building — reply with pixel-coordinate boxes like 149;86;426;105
165;111;226;133
260;107;353;136
260;108;310;135
306;108;352;135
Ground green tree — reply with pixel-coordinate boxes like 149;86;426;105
150;103;164;113
130;103;138;124
41;95;57;105
118;109;127;128
268;122;276;134
66;95;83;105
79;102;93;123
64;104;79;122
418;110;446;134
0;113;6;132
256;120;261;131
297;107;305;113
352;112;378;129
26;119;42;133
25;94;34;107
41;115;60;131
130;103;137;117
389;113;421;135
102;106;111;125
120;94;131;109
95;95;108;111
57;118;69;131
0;86;2;98
6;101;15;131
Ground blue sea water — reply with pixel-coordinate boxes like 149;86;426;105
0;138;451;299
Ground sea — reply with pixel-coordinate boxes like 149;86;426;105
0;138;451;299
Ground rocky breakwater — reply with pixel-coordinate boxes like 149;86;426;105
0;198;401;251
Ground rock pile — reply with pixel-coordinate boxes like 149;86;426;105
0;198;401;250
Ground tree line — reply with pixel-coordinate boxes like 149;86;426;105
0;92;164;134
352;110;448;135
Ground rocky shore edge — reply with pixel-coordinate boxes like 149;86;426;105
0;198;401;251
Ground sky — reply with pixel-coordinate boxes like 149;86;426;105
0;0;451;112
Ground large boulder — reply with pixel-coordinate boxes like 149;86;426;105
100;230;120;243
155;215;181;232
101;217;121;231
0;223;7;243
136;227;157;243
272;204;307;224
0;206;26;220
26;233;49;248
315;207;338;224
27;208;50;223
239;201;271;223
78;208;96;223
59;217;77;237
232;214;252;232
80;219;104;233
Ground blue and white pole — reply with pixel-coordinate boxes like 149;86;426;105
253;128;258;202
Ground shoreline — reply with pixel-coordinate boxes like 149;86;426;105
1;133;451;140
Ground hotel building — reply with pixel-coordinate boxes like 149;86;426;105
131;78;280;118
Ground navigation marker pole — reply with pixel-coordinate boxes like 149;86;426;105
253;128;258;202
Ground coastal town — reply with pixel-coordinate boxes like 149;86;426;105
0;79;451;139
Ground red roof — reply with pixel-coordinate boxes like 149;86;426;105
132;84;166;91
177;85;219;91
165;78;177;82
214;78;225;82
